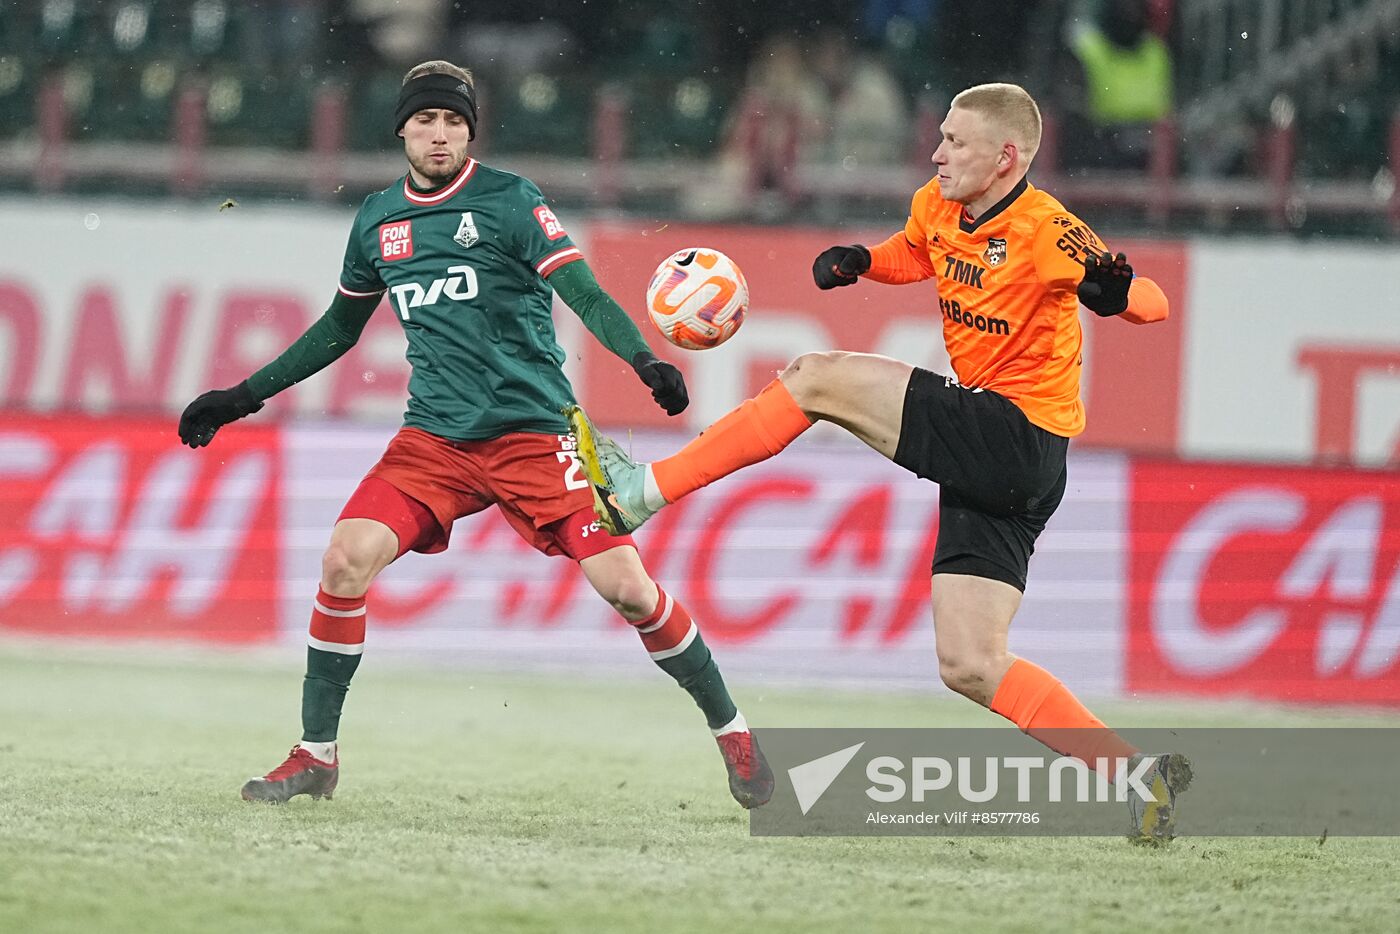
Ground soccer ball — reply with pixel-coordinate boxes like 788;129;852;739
645;247;748;350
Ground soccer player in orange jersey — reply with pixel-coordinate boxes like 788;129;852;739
570;82;1189;843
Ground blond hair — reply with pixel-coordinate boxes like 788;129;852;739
950;83;1042;166
402;60;474;88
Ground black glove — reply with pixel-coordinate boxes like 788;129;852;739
812;244;871;289
630;351;689;416
178;381;264;448
1077;250;1133;317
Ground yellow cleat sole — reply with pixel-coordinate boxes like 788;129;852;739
563;405;627;535
1130;753;1194;846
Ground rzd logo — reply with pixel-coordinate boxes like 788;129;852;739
390;265;479;320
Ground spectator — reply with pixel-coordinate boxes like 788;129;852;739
241;1;327;70
690;35;828;219
1060;0;1174;171
862;0;937;43
810;29;909;169
1297;54;1391;182
347;0;445;65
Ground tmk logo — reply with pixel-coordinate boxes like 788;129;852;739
942;255;987;289
390;265;479;320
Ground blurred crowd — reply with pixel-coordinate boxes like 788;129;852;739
1;0;1397;228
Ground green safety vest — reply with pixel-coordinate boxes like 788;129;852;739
1072;28;1172;125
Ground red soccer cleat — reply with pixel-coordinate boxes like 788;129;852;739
240;746;339;803
716;731;774;809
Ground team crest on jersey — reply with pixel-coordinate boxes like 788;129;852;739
984;237;1008;267
453;212;480;249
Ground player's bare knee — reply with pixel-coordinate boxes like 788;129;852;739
615;579;660;622
937;653;1001;703
320;541;376;595
779;351;842;417
598;571;659;622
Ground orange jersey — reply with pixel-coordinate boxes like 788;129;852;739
868;177;1147;437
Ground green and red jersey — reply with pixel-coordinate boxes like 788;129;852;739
339;158;587;440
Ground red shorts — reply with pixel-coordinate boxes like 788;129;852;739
337;427;636;560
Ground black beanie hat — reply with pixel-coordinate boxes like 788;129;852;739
394;73;478;141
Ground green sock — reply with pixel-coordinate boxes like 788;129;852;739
301;646;362;743
652;629;738;731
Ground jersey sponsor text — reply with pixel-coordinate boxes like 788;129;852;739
940;297;1010;335
1054;222;1106;264
942;255;988;289
533;205;567;240
389;265;479;320
379;221;414;261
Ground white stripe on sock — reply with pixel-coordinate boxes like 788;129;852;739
308;635;364;656
636;591;675;633
642;464;668;511
712;711;750;738
648;622;697;661
298;740;337;763
314;600;366;618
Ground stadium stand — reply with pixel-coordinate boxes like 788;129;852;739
0;0;1395;234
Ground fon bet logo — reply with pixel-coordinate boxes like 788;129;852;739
533;205;566;240
379;220;413;261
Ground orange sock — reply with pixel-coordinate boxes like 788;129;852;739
990;658;1138;780
652;378;813;503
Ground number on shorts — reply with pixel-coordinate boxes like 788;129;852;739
556;451;588;490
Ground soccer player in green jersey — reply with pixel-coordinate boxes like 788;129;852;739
177;60;772;809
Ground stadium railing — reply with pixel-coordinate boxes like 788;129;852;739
3;65;1399;235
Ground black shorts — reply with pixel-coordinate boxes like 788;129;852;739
892;368;1069;591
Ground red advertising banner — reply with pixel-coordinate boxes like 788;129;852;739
1078;240;1187;454
1127;459;1400;705
7;202;1399;466
0;414;282;642
278;428;1129;694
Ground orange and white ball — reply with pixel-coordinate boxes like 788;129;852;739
645;247;748;350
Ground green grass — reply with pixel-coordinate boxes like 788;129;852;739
1;642;1397;934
